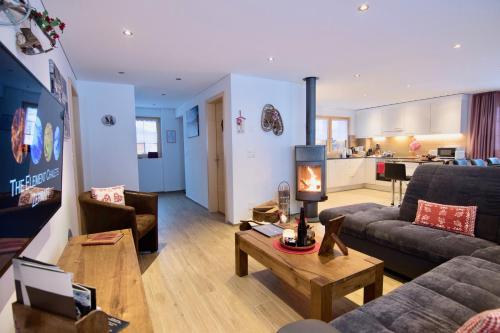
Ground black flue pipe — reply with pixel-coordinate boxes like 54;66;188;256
303;77;318;145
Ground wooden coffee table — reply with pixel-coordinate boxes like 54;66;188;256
235;230;383;322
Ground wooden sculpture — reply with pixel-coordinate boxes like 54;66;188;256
319;215;348;256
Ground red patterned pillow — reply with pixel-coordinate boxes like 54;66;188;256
456;309;500;333
91;185;125;205
413;200;477;237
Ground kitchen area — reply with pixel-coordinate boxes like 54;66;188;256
323;94;469;193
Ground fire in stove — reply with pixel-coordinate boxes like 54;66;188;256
298;166;322;192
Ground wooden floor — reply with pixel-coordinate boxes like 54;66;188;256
139;189;403;333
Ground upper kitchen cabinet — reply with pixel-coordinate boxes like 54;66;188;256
381;106;405;135
355;108;382;138
430;95;469;134
402;101;431;135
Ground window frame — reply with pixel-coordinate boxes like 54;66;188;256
316;116;351;154
136;116;162;159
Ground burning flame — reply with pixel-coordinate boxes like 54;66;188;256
299;166;321;192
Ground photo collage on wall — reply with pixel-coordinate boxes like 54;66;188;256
49;59;70;140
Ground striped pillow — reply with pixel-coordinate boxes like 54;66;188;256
456;309;500;333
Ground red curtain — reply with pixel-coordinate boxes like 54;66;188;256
468;92;500;159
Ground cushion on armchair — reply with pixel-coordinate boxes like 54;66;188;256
91;185;125;205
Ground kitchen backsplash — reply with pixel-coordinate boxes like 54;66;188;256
357;134;467;157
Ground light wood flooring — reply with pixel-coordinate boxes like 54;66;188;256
139;189;403;333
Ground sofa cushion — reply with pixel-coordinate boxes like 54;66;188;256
319;203;399;239
136;214;156;237
471;246;500;265
365;220;496;263
399;165;500;243
330;256;500;333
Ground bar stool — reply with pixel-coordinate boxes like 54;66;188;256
471;159;487;167
385;163;411;207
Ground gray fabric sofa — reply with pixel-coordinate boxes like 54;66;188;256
319;164;500;278
279;246;500;333
278;165;500;333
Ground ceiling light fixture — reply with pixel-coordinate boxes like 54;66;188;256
122;29;134;37
358;3;369;12
176;78;182;81
453;43;461;49
118;71;125;74
161;93;166;96
354;73;361;78
267;56;275;63
406;83;411;88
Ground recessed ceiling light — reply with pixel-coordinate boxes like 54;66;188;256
122;29;134;37
176;78;182;81
453;43;461;49
354;73;361;78
118;71;125;74
153;104;156;106
267;56;275;63
161;93;166;96
358;3;369;12
363;93;368;97
406;84;411;88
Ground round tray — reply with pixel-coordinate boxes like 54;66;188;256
279;238;316;251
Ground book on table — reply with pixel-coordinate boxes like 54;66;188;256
82;232;124;246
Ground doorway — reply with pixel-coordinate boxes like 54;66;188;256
68;79;85;233
207;95;225;215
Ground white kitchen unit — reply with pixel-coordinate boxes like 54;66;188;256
355;108;382;138
327;158;366;190
430;95;469;134
354;94;469;138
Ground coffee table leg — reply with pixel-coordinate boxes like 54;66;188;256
310;277;334;322
235;233;248;277
363;262;384;303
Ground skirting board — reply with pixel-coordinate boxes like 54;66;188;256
328;183;409;194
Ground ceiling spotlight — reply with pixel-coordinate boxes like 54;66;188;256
118;71;125;74
358;3;369;12
176;78;182;81
453;43;462;49
267;56;275;63
122;29;134;37
161;93;166;96
406;84;411;88
354;73;361;78
363;93;368;97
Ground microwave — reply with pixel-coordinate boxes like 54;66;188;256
437;147;465;159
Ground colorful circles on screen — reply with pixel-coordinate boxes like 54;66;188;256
31;117;43;165
44;123;53;162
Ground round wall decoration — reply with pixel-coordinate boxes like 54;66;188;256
101;115;116;126
261;104;284;136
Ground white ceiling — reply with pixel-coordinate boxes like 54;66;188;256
44;0;500;110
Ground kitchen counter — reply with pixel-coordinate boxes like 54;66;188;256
328;156;448;164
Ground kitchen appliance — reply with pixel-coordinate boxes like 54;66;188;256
437;147;465;159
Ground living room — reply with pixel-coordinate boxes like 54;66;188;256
0;1;499;332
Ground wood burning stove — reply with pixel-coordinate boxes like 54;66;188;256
295;77;327;219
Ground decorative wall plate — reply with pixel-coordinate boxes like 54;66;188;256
261;104;284;136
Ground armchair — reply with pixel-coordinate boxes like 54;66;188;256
78;190;158;252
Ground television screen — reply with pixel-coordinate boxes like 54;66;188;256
0;43;65;276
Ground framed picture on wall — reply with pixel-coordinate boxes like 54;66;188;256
167;130;176;143
186;105;199;138
49;59;70;140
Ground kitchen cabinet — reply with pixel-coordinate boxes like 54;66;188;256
355;109;382;138
381;107;405;135
402;102;431;135
327;159;366;189
430;95;468;134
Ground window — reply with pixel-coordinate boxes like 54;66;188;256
136;117;161;158
315;116;350;154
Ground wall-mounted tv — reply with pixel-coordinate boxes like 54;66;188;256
0;43;65;276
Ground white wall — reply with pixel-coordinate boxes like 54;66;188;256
0;4;79;330
177;76;232;218
136;107;185;192
230;74;306;223
77;81;139;191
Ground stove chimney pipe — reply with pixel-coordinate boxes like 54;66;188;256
303;77;318;146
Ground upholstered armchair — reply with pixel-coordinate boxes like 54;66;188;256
78;190;158;253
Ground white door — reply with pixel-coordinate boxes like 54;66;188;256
215;101;225;214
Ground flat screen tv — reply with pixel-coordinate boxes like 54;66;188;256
0;43;65;276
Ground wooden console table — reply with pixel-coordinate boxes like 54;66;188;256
57;229;153;332
235;230;384;322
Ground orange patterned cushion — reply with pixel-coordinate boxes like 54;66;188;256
456;309;500;333
90;185;125;205
413;200;477;237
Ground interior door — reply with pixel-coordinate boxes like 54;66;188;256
215;101;225;214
